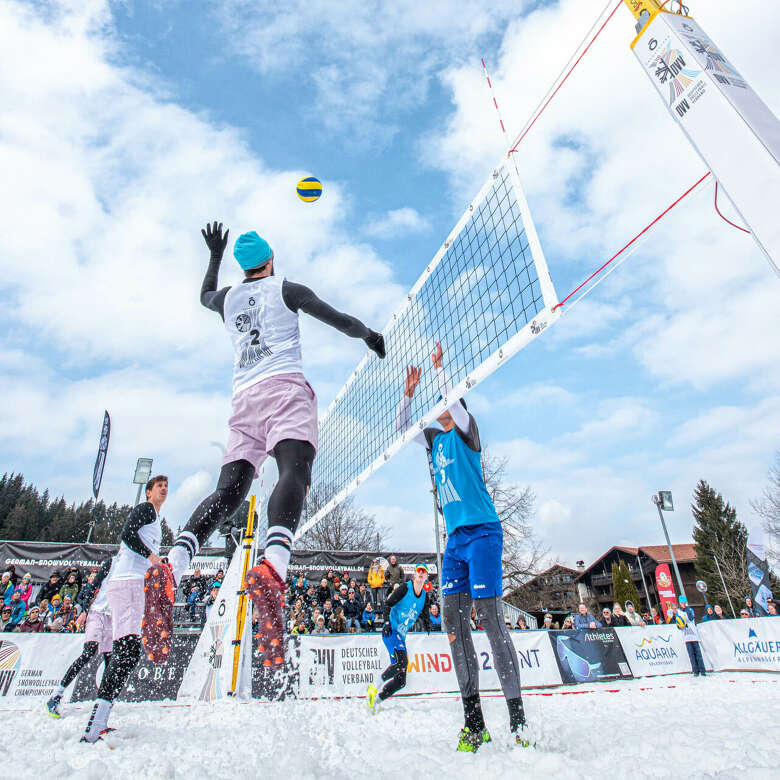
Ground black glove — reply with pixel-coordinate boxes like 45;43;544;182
201;220;229;260
365;330;386;359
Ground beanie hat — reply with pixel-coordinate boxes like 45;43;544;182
678;595;687;604
234;231;273;270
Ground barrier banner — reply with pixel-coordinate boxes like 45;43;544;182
549;629;633;684
654;563;677;620
297;630;562;698
71;635;198;703
697;617;780;672
0;634;83;706
616;625;696;677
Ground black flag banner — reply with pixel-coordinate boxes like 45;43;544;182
92;410;110;499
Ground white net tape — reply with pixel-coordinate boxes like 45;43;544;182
296;159;559;538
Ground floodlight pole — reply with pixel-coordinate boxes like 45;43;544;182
636;554;653;612
652;492;687;601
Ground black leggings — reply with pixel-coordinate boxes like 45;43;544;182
378;648;408;700
177;439;315;550
97;635;142;702
61;642;112;688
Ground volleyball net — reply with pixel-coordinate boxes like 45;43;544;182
296;158;560;539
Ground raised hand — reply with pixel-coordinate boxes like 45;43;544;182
365;330;386;359
201;220;229;259
431;341;443;369
404;365;422;398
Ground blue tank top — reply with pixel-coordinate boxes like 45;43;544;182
390;584;427;638
429;424;501;535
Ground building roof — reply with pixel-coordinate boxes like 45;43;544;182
576;543;697;579
508;563;580;594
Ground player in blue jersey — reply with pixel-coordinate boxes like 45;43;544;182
367;563;430;710
395;343;530;752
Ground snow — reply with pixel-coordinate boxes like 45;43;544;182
7;673;779;779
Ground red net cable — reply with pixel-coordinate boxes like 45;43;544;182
508;0;623;155
714;181;751;234
552;172;712;311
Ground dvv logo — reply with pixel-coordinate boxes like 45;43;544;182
0;639;22;696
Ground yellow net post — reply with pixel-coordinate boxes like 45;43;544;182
229;494;256;696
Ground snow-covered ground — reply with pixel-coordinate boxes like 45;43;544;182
6;673;778;779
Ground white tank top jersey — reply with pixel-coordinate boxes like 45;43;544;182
111;509;162;581
222;275;303;395
91;559;115;614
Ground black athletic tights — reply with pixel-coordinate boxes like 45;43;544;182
97;635;142;702
180;439;315;550
61;642;112;688
378;649;408;700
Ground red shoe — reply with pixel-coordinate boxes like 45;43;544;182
141;562;175;662
245;560;286;669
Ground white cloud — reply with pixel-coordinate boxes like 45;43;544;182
363;208;430;239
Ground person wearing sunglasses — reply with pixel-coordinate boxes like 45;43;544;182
396;343;529;752
367;564;430;710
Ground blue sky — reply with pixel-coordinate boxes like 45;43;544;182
1;0;778;568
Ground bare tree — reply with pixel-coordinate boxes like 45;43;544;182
481;448;547;590
297;485;390;551
751;451;780;568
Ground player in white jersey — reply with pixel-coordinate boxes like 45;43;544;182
144;222;385;669
81;475;167;743
46;557;114;718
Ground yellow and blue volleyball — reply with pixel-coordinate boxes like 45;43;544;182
296;176;322;202
675;614;686;629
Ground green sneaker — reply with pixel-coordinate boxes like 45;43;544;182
366;683;378;712
456;727;491;753
514;725;535;748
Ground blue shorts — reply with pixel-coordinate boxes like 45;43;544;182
441;523;503;599
382;622;406;660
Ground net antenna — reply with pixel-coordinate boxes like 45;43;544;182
295;110;560;542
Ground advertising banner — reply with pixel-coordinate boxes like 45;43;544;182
92;410;111;499
0;634;83;707
697;617;780;672
549;629;633;684
616;625;696;677
747;526;774;616
298;630;562;699
654;563;677;620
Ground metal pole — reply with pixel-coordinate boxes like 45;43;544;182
134;483;143;507
655;502;687;600
636;555;653;612
426;448;444;630
713;555;736;618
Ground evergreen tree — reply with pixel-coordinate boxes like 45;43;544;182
612;559;642;610
692;480;750;609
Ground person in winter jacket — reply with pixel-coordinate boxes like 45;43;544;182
362;602;377;631
38;572;62;604
624;601;643;626
744;596;758;617
574;603;601;629
1;572;13;604
291;619;308;635
316;578;332;605
58;595;78;632
16;604;44;633
385;556;404;588
329;606;347;634
675;595;706;676
76;570;100;613
343;589;363;631
7;590;26;626
610;604;630;627
701;605;716;621
429;602;442;631
58;572;80;602
1;604;15;631
311;614;329;635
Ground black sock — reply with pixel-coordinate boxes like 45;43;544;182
462;694;485;732
507;696;526;732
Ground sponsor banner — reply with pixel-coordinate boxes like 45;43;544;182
654;563;677;620
747;526;774;616
92;410;111;499
287;550;439;578
698;617;780;672
185;555;228;577
71;635;198;702
297;630;562;698
0;634;83;706
549;629;633;684
615;625;694;677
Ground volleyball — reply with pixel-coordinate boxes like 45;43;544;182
675;614;686;629
296;176;322;202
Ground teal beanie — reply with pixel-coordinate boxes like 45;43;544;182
234;231;273;270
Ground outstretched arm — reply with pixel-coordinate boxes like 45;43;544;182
282;281;385;358
395;365;426;446
431;342;470;434
200;221;231;320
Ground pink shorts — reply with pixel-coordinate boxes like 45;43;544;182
224;373;318;475
84;610;114;654
105;578;145;640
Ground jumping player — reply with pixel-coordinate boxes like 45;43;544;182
80;475;168;743
367;563;430;710
144;222;385;669
46;557;114;718
396;343;529;752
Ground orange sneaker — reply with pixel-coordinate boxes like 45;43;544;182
245;560;286;669
141;562;175;662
